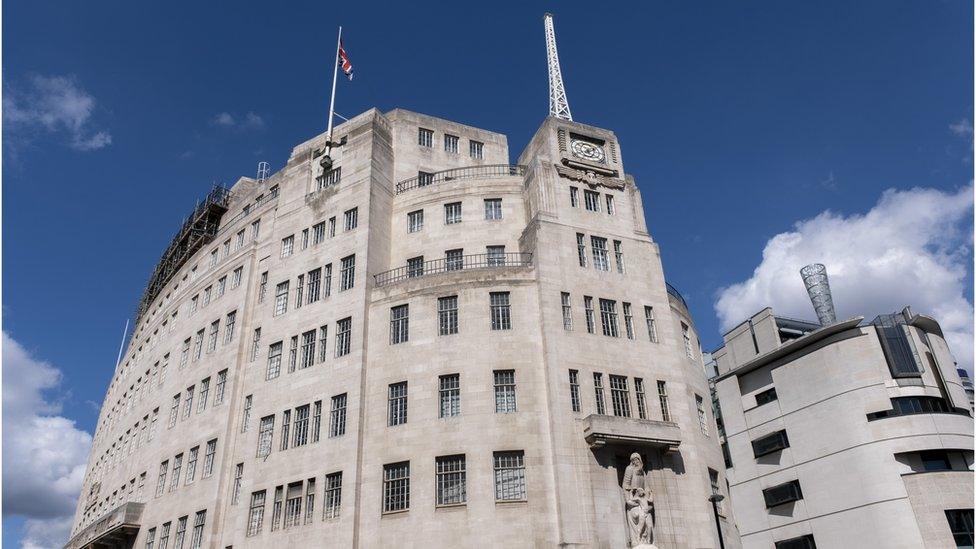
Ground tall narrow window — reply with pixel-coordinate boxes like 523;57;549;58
169;394;180;428
576;233;587;267
330;393;347;437
446;248;464;271
174;516;187;548
435;455;467;506
439;374;461;418
292;405;310;447
232;266;243;288
207;321;219;352
390;305;409;344
609;375;631;417
159;523;171;549
214;370;227;405
418;127;433;147
494;370;517;413
271;486;283;531
247;490;266;536
438;296;459;335
180;338;191;368
257;416;274;457
146;527;156;549
283;482;302;528
335;317;351;357
469;140;483;159
258;272;268;303
613;240;625;273
490;292;512;330
561;292;573;330
946;509;975;549
294;274;305;309
591;236;609;271
300;330;316;369
407;256;424;278
169;453;183;491
486;245;506;266
606;194;616;215
493;451;526;501
274;281;289;316
657;381;671;422
280;235;294;258
280;410;291;451
203;439;217;477
216;276;226;297
344;207;358;231
156;460;168;497
383;462;410;513
444;134;459;153
304;478;316;524
408;210;424;233
484;198;502;220
232;463;244;505
594;373;606;415
569;370;581;412
224;311;236;344
696;394;709;436
312;400;322;442
318;325;329;362
388;382;408;426
250;328;261;362
645;306;659;343
323;263;333;297
324;472;343;519
634;378;648;419
235;229;246;250
682;323;695;359
251;219;261;240
266;342;282;380
584;296;595;334
584;189;600;212
445;202;462;225
182;387;194;418
599;299;619;337
570;186;579;207
328;216;336;238
340;255;355;291
306;268;321;304
193;330;204;360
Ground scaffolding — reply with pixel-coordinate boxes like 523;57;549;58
134;185;231;324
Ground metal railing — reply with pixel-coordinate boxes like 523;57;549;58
375;252;533;287
666;282;688;310
395;164;527;195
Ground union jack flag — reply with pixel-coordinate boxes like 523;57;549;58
339;40;354;81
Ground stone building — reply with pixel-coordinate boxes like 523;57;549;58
66;109;739;548
711;307;974;548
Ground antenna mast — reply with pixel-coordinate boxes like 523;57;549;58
544;13;573;121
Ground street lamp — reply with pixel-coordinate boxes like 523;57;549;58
708;493;726;549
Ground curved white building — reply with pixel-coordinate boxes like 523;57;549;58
67;109;738;548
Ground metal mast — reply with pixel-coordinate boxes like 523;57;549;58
544;13;573;121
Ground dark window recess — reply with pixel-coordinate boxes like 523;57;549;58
872;313;923;377
920;450;952;472
755;387;778;406
752;430;790;458
866;396;967;421
763;479;803;508
946;509;974;548
721;442;733;469
774;534;817;549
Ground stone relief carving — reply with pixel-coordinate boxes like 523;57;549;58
553;164;625;190
622;452;657;548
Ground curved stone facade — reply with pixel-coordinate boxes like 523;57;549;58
68;109;737;548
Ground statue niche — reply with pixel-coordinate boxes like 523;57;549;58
621;452;657;549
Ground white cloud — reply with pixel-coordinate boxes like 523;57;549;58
210;111;265;130
3;75;112;152
714;185;974;373
950;118;973;138
2;332;92;548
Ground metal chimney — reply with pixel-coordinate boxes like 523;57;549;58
800;263;837;325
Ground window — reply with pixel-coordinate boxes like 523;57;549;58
439;374;461;418
304;478;316;524
180;338;190;368
494;370;517;413
210;249;218;267
644;306;658;343
444;202;462;224
388;382;408;426
190;294;199;314
224;311;236;344
866;396;960;420
444;134;459;153
247;491;266;536
490;292;512;330
774;535;817;549
763;479;803;508
324;472;343;519
634;378;647;419
613;240;625;273
156;460;168;496
407;256;424;278
266;342;283;380
174;516;187;549
257;416;274;457
386;304;409;344
330;394;347;437
214;370;227;405
594;373;606;414
606;194;615;215
312;401;323;442
274;282;289;316
231;266;243;289
755;387;778;406
657;381;671;422
591;236;609;271
217;276;227;297
682;323;695;359
383;462;410;513
436;455;466;506
317;326;329;362
609;375;631;417
920;450;953;471
318;167;341;190
946;509;974;548
328;216;336;237
599;299;619;337
193;330;204;360
231;463;244;505
170;453;183;491
306;268;321;304
485;245;506;267
203;439;217;477
418;127;433;147
295;275;304;309
311;222;325;244
584;189;600;211
446;248;464;271
146;527;156;549
169;394;180;428
584;296;595;334
752;430;790;458
235;229;246;250
271;486;283;531
323;263;333;296
437;296;459;335
340;255;355;291
159;523;171;549
250;328;261;362
190;511;206;549
418;171;434;187
344;207;358;231
280;410;291;451
251;219;261;240
291;405;310;447
281;235;294;258
484;198;502;220
696;394;709;436
561;292;573;330
570;186;579;207
335;317;351;357
623;303;635;339
183;387;194;418
576;233;587;267
569;370;581;412
469;140;484;159
493;451;526;501
300;330;316;369
207;321;219;353
258;272;268;303
408;210;424;233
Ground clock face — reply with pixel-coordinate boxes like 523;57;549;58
571;139;606;163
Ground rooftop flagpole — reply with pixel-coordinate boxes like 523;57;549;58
325;26;343;154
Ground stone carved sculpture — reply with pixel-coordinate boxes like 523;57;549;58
622;452;657;548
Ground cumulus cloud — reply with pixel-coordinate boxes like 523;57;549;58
950;118;973;139
3;75;112;152
210;111;265;130
2;332;92;548
714;185;974;373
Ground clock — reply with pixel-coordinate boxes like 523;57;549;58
570;138;606;164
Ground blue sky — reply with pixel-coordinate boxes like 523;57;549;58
2;1;973;547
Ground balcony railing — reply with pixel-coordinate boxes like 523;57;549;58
666;282;688;310
375;252;533;287
395;164;526;195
